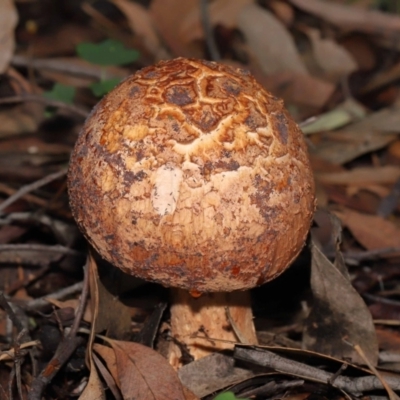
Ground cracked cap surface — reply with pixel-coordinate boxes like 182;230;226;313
68;58;315;292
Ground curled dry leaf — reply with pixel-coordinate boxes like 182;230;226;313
303;238;378;366
334;208;400;252
238;3;307;75
101;339;187;400
0;0;18;73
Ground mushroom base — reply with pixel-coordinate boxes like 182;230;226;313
168;289;257;369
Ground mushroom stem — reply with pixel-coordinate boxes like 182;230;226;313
168;289;258;369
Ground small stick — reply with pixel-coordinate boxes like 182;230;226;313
0;168;68;214
24;281;84;311
0;94;88;118
234;346;400;395
354;344;400;400
28;259;90;400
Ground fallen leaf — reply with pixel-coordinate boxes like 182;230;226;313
104;339;186;400
302;27;357;83
303;239;378;366
78;362;105;400
254;70;335;109
311;131;397;165
180;0;254;43
301;98;366;135
269;0;295;26
334;208;400;251
111;0;170;60
80;255;105;400
178;353;253;398
288;0;400;40
93;343;119;387
337;101;400;135
46;298;92;323
0;0;18;73
316;166;400;185
340;34;377;71
150;0;201;58
86;248;131;341
238;3;307;75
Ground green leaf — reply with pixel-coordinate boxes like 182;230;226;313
213;392;248;400
90;78;121;97
76;39;139;66
43;83;75;104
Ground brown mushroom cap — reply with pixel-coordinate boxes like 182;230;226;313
68;58;315;292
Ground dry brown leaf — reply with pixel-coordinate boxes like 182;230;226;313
150;0;201;58
112;0;169;61
79;254;105;400
303;239;378;365
180;0;254;43
78;364;105;400
93;344;119;387
238;3;307;75
288;0;400;39
316;166;400;185
103;339;186;400
311;131;397;165
254;70;335;109
87;258;132;340
346;184;390;198
0;0;18;73
269;0;295;26
303;27;357;82
340;34;376;71
335;208;400;250
342;102;400;134
46;299;92;323
0;68;45;137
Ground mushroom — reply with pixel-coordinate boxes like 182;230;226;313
68;58;315;368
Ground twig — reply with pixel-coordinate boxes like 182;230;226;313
354;344;400;400
234;346;400;395
0;341;40;362
0;243;80;256
0;244;82;267
0;182;54;210
363;293;400;307
69;264;89;337
28;259;90;400
239;379;305;398
0;168;68;214
11;54;124;81
0;292;26;334
24;281;84;311
200;0;221;61
0;94;88;118
343;247;400;262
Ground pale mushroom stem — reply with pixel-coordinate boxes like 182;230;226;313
168;288;258;369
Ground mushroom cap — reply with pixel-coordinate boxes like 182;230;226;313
68;58;315;292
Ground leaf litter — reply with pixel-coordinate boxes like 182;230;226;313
1;0;400;399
